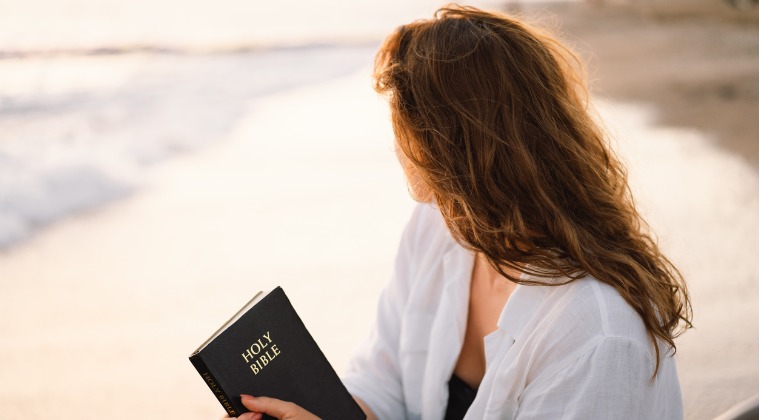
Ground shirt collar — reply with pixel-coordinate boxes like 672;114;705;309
496;270;549;341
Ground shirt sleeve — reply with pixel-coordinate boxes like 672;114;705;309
341;205;425;419
516;336;661;420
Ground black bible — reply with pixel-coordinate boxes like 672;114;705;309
189;286;365;419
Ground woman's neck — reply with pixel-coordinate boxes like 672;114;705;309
473;253;518;293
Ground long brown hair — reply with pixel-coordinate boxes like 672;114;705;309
375;4;692;376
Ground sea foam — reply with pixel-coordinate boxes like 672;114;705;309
0;45;375;249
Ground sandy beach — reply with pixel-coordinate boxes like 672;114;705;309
0;1;756;419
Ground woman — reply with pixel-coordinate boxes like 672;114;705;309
233;4;692;419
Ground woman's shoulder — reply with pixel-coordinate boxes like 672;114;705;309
404;202;450;240
398;202;460;260
521;275;655;360
509;276;676;393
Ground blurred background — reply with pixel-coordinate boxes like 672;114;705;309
0;0;756;419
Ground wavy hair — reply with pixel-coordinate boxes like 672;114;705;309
374;4;692;376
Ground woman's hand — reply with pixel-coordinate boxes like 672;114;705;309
233;394;320;420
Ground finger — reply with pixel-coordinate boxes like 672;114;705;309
241;395;302;419
236;412;262;420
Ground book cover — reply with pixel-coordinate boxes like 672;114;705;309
189;286;365;419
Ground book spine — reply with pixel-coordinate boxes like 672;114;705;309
190;354;240;417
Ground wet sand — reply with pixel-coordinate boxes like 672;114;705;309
519;0;759;168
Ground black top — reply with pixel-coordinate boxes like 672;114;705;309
444;373;479;420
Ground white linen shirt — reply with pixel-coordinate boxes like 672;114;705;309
342;203;683;419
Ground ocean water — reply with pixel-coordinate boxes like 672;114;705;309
0;0;511;249
0;45;377;248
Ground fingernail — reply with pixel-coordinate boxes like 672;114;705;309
241;394;255;402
